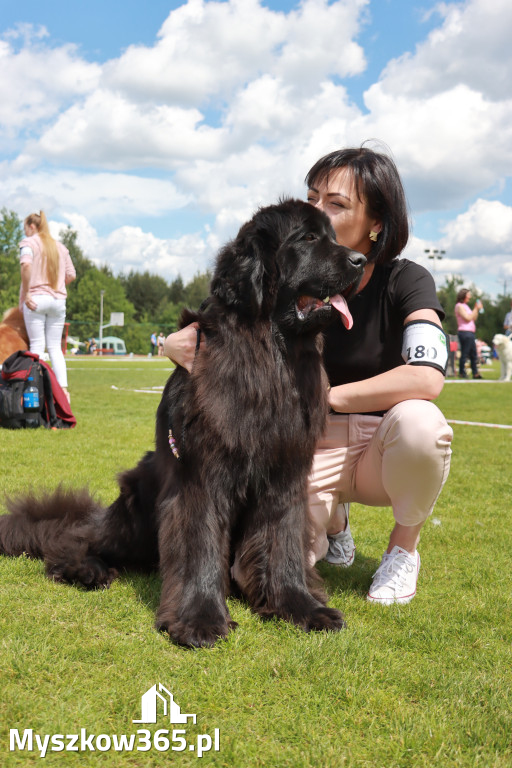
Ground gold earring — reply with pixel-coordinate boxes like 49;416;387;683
369;230;379;242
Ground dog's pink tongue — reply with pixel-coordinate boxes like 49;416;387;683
330;294;353;330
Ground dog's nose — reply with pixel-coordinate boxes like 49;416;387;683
348;251;366;269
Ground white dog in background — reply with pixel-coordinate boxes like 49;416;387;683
492;334;512;381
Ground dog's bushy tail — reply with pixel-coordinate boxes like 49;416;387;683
0;452;161;588
0;486;101;560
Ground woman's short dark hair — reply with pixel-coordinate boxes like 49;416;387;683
456;288;469;303
305;146;409;264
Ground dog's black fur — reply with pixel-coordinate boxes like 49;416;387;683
0;199;365;648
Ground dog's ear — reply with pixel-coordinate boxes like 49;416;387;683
211;220;280;318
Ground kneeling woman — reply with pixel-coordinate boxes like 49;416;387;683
165;146;453;606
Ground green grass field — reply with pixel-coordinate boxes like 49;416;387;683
1;357;511;767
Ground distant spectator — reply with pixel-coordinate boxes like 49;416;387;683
150;331;157;355
454;288;483;379
503;300;512;336
19;210;76;401
157;332;165;356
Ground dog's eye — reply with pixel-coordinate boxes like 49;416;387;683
304;233;317;242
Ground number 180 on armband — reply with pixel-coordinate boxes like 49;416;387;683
401;321;449;373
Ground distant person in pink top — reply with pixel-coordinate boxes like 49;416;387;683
454;288;483;379
19;210;76;400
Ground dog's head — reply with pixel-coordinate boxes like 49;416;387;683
493;333;509;348
211;198;365;333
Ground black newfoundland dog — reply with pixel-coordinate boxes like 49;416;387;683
0;199;365;648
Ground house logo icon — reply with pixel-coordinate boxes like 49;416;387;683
133;684;197;725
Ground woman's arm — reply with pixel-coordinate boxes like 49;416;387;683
456;301;481;322
328;308;446;414
20;263;37;310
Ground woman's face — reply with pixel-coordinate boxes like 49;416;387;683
307;168;381;255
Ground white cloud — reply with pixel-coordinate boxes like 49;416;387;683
404;200;512;296
441;199;512;254
103;0;366;106
359;84;512;212
1;170;191;222
10;0;367;180
380;0;512;101
1;0;512;298
33;89;227;168
103;0;286;106
273;0;367;87
100;226;212;281
0;25;100;132
47;214;213;282
358;0;512;213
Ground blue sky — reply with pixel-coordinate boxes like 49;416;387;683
1;0;512;297
1;1;434;64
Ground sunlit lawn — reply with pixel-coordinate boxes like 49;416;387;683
0;356;510;767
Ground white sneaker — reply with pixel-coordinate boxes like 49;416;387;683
324;504;355;567
367;546;420;605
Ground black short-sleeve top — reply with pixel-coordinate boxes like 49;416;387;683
323;258;445;387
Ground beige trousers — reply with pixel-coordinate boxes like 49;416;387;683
308;399;453;563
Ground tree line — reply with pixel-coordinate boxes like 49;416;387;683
0;208;211;354
1;207;510;354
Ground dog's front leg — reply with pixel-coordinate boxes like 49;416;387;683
155;492;236;648
234;492;346;633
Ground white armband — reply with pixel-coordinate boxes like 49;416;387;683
401;320;449;374
20;246;33;258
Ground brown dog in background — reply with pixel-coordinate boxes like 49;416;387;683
0;308;29;365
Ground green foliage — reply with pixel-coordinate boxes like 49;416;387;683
169;275;186;304
0;207;22;256
120;271;170;322
436;275;464;336
437;275;510;343
184;271;212;309
58;227;96;286
0;208;23;310
0;359;511;767
66;270;135;341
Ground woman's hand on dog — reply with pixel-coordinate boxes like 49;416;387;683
164;323;202;372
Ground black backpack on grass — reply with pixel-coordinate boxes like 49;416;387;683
0;350;76;430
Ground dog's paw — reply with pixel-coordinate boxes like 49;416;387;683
303;605;347;632
47;558;118;590
156;617;237;649
258;601;346;633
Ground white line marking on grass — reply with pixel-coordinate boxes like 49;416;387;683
111;386;164;394
109;386;512;426
447;419;512;429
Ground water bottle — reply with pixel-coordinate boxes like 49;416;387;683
23;376;40;428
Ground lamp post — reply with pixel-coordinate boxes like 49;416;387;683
424;249;446;281
99;290;105;356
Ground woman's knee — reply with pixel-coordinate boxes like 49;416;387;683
381;400;453;455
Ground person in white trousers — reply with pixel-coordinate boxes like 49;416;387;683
19;210;76;401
